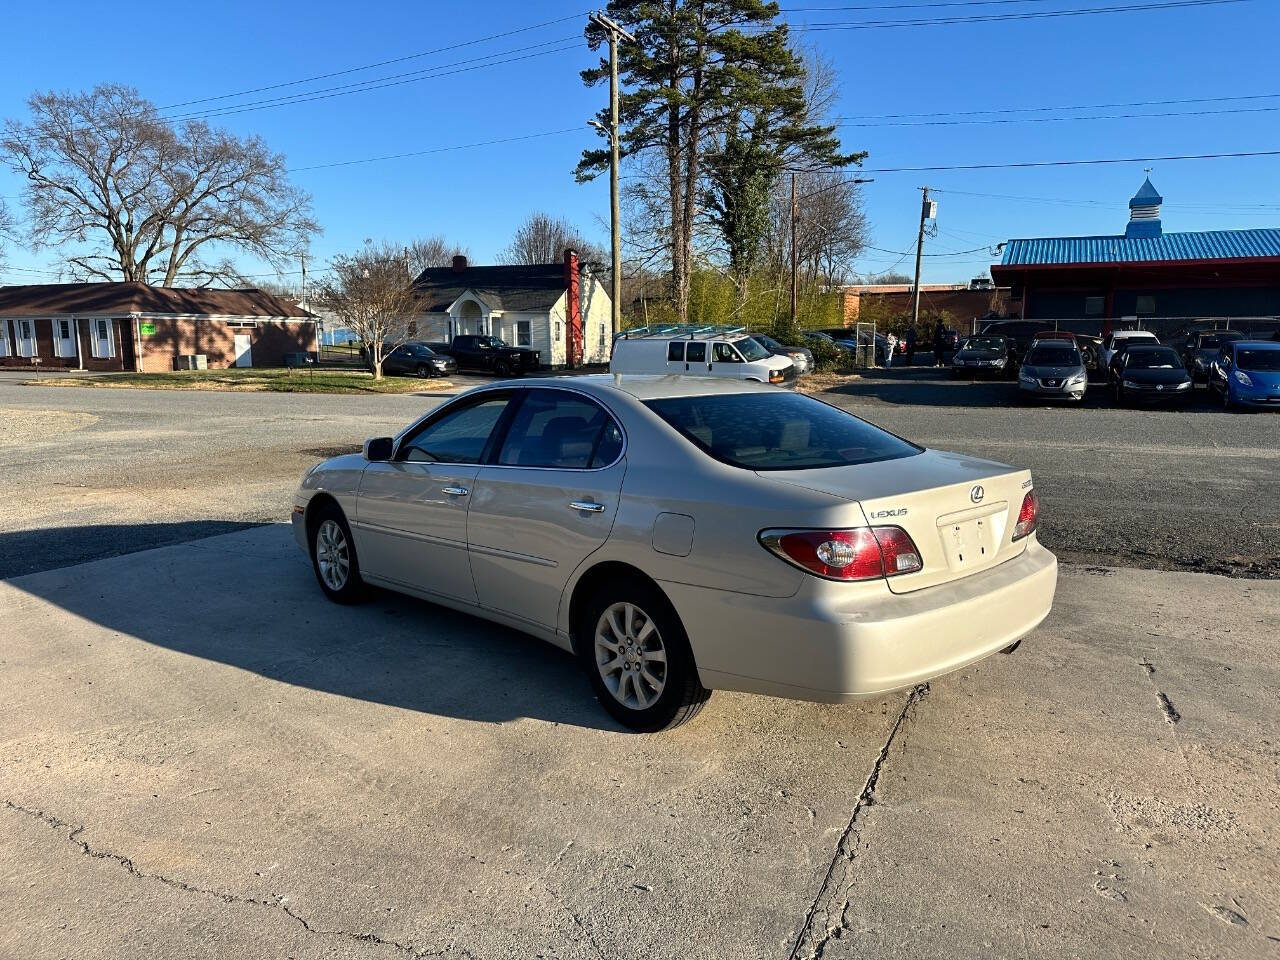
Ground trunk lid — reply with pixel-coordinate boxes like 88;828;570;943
763;449;1033;594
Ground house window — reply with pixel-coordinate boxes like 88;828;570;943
516;320;531;347
1084;296;1104;317
554;320;562;343
598;324;606;353
17;319;37;357
1135;296;1156;316
92;318;115;358
0;321;10;356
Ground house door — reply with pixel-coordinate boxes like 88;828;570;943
53;319;76;359
16;319;37;357
233;334;253;367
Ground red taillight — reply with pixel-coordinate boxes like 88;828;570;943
759;527;923;581
1013;489;1039;541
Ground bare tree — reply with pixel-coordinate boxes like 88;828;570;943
503;212;605;268
0;199;14;268
2;84;317;286
763;170;867;288
316;242;418;381
407;235;470;276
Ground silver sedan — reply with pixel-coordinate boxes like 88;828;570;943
292;376;1057;731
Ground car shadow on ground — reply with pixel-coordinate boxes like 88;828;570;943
833;365;1229;413
4;522;627;732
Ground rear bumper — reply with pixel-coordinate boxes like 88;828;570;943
665;539;1058;702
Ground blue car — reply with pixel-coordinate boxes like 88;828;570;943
1208;340;1280;409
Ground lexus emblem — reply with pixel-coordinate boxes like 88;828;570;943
970;485;985;504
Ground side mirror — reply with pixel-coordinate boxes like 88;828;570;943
364;437;394;462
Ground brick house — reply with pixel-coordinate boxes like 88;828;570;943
842;283;1010;331
0;282;317;372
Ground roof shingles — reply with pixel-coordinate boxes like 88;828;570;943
0;282;311;318
413;263;567;313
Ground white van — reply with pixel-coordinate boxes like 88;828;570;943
611;332;795;385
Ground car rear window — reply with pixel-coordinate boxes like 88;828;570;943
644;393;922;471
1199;332;1242;348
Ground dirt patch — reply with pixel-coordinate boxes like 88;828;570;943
0;408;99;446
1105;791;1239;844
797;372;862;393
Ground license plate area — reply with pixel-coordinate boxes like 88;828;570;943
936;502;1008;573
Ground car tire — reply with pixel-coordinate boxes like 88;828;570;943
308;503;366;604
415;363;430;378
577;580;709;732
493;361;510;378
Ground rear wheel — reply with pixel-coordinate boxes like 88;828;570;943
578;581;709;732
309;504;366;604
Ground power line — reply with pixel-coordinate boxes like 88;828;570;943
158;11;590;113
795;0;1249;30
289;128;584;173
163;39;581;124
838;103;1280;127
833;91;1280;122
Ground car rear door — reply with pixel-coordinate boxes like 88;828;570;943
355;391;516;602
467;387;626;629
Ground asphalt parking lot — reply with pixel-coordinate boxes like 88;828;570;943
1;374;1277;959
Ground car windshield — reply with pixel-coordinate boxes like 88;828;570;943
1127;348;1181;369
644;393;922;471
1199;332;1243;348
735;337;771;361
1026;347;1080;366
479;336;508;348
962;337;1005;351
753;334;781;351
1237;348;1280;371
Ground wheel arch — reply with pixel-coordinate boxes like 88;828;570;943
304;491;345;541
566;560;678;658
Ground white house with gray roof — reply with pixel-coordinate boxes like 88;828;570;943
412;251;612;367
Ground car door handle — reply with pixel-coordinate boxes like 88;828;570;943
569;500;606;513
442;485;469;497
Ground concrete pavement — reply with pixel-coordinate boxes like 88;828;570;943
1;526;1276;959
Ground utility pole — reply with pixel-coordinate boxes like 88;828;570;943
589;11;635;336
910;186;933;333
790;173;799;323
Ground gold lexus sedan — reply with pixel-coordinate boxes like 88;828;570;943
292;376;1057;731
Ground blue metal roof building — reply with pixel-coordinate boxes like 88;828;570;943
990;179;1280;333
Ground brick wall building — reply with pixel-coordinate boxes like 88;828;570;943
0;282;316;371
841;283;1010;330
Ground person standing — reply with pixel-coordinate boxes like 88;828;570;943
905;326;917;366
885;332;898;368
933;322;945;367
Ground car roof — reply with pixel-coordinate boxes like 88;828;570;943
1114;330;1156;337
502;374;777;401
1234;340;1280;349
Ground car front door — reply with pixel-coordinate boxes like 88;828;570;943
467;387;626;630
355;391;515;602
709;341;744;379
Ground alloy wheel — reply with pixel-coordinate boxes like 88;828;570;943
594;602;668;710
316;519;350;591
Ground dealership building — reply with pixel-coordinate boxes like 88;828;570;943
990;178;1280;337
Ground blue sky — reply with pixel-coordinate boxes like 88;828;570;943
1;0;1276;286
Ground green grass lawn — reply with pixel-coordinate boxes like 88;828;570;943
31;367;452;395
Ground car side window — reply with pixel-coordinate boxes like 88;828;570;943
686;342;706;363
497;390;623;469
399;396;510;464
667;342;684;362
713;342;740;363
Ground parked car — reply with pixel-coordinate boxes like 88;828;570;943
1181;329;1245;383
1208;340;1280;409
1017;342;1088;402
831;330;889;365
950;335;1015;378
1109;344;1193;405
1099;329;1159;370
426;335;541;377
979;320;1054;364
378;341;457;378
750;333;814;375
611;331;795;385
293;377;1057;731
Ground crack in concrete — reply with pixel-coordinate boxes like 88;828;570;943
786;683;930;960
1137;659;1181;724
4;799;449;959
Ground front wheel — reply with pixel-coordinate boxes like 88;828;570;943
309;505;366;604
415;363;430;378
493;360;510;378
578;582;709;732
